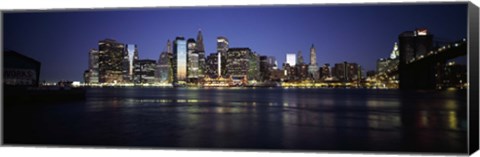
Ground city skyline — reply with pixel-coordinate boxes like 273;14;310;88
3;4;467;82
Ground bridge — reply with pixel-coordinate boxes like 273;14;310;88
397;39;467;90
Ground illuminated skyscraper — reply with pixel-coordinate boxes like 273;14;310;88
134;59;156;84
217;36;229;76
173;37;187;84
206;53;220;77
187;38;199;81
156;40;173;83
285;53;296;66
196;29;206;78
98;39;125;83
123;44;139;82
308;44;319;80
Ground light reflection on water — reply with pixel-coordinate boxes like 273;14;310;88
5;88;466;152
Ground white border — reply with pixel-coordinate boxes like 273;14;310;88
0;0;478;157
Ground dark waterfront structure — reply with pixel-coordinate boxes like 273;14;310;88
398;29;467;90
98;39;126;83
3;50;41;86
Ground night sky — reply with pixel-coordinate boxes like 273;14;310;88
3;3;467;82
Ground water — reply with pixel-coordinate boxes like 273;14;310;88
4;88;467;153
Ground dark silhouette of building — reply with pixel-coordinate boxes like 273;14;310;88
398;29;434;89
4;50;41;86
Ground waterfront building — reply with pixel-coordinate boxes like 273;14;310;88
4;50;41;86
332;61;360;82
85;49;99;84
225;48;260;82
187;38;199;82
173;37;187;84
319;63;331;80
98;39;126;83
123;44;139;83
260;56;272;82
308;44;319;80
217;36;229;76
196;30;206;78
206;53;220;77
134;59;156;84
157;51;172;83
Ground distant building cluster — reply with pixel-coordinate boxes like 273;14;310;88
83;28;467;89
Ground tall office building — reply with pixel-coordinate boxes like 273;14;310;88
98;39;125;83
123;44;139;82
134;59;156;83
308;44;319;80
196;30;206;78
217;36;229;76
85;49;99;83
155;40;173;83
157;51;172;83
320;63;331;79
173;37;187;84
332;61;359;82
206;53;220;77
187;38;199;81
285;53;296;66
225;48;255;80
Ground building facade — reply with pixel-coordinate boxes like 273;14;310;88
123;44;139;83
98;39;126;83
173;37;187;84
134;59;156;84
187;38;199;82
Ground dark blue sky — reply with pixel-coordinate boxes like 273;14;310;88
3;4;467;82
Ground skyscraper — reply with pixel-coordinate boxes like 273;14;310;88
187;38;199;82
206;53;220;77
98;39;125;83
123;44;139;83
285;53;296;66
173;37;187;84
134;59;156;84
308;44;319;80
156;40;173;83
217;36;229;76
86;49;99;83
225;48;253;80
196;29;206;78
